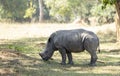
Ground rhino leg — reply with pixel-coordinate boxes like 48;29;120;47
66;52;74;65
89;51;98;66
59;48;67;65
84;47;97;66
84;39;98;66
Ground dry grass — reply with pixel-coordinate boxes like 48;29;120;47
0;22;116;39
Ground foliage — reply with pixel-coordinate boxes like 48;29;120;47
45;0;96;22
45;0;116;23
100;0;116;9
91;3;115;24
0;0;117;23
92;0;117;24
0;0;37;22
24;0;36;19
45;0;71;22
0;0;28;22
91;4;114;16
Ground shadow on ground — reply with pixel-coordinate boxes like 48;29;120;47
0;49;120;76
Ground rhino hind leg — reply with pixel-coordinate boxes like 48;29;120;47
89;52;98;66
84;39;98;66
90;54;98;66
84;47;98;66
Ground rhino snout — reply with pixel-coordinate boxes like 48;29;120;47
39;53;49;61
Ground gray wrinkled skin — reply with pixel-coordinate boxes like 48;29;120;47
39;29;100;66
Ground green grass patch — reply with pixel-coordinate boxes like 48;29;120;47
0;37;47;53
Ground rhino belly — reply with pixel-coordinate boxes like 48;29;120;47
65;42;85;52
69;47;84;52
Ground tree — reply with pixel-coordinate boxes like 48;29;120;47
0;0;28;22
38;0;44;22
91;3;115;25
45;0;96;22
24;0;36;22
101;0;120;42
0;0;36;22
115;0;120;42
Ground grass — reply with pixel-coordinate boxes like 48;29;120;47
0;23;120;76
0;36;120;76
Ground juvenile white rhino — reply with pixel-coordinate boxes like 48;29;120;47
39;29;100;66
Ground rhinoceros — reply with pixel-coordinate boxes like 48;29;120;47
39;29;100;66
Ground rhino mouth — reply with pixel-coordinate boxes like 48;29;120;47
42;57;49;61
39;53;50;61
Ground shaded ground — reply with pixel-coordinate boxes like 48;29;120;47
0;49;41;76
0;38;44;76
0;47;120;76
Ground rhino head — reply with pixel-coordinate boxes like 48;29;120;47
39;36;56;61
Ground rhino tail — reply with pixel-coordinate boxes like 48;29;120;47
97;45;100;53
97;44;100;53
97;38;100;53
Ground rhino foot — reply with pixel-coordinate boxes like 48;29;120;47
68;61;74;65
88;63;96;66
60;62;66;65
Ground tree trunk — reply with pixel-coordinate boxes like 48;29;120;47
38;0;44;22
115;0;120;42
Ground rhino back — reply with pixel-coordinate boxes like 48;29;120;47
53;29;86;52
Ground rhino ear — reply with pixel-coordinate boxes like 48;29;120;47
39;53;43;57
48;37;51;42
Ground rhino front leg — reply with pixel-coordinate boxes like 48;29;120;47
59;48;67;65
66;52;74;65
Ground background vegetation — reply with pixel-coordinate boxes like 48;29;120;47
0;0;116;24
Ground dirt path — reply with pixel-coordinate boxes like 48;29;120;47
0;23;116;39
